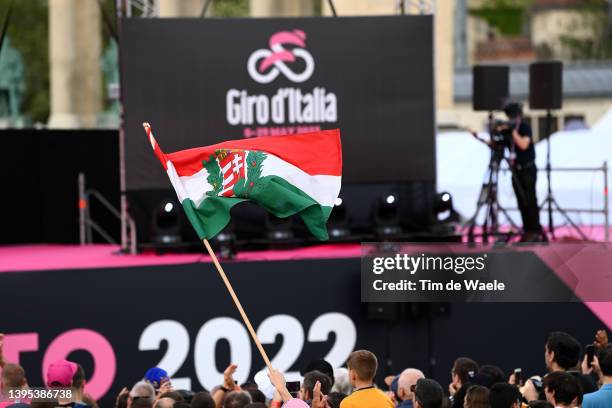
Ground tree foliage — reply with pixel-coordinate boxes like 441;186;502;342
469;0;532;36
213;0;249;17
0;0;49;124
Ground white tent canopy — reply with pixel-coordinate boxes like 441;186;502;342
437;108;612;231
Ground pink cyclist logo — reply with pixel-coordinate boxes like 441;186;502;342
247;29;315;84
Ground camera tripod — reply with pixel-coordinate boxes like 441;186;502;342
464;116;525;242
539;110;587;240
465;131;521;243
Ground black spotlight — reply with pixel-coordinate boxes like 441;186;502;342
433;191;457;222
373;194;402;237
152;200;182;245
328;197;350;239
265;213;294;241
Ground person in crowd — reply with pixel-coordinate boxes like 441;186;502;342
191;391;216;408
279;400;310;408
239;382;258;393
340;350;393;408
133;398;154;408
70;363;96;408
129;381;156;408
154;398;176;408
332;368;351;395
246;389;265;404
116;389;130;408
542;371;582;408
82;393;99;408
479;366;505;386
46;359;77;388
325;392;347;408
30;400;60;408
583;344;612;408
450;358;479;408
0;363;29;408
463;385;489;408
158;391;185;403
396;368;425;408
489;383;521;408
244;404;266;408
46;359;87;407
144;368;170;392
213;364;241;408
222;391;251;408
412;378;444;408
237;382;264;404
524;331;597;402
267;367;313;407
301;359;335;389
383;374;400;404
300;370;332;403
527;402;553;408
0;336;31;408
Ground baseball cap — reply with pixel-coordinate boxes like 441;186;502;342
144;367;169;389
413;378;443;408
46;359;78;387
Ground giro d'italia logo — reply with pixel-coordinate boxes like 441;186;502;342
247;29;315;84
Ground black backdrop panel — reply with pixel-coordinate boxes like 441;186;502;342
0;130;119;244
0;258;605;407
121;16;435;189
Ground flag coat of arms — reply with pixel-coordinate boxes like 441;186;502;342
144;125;342;240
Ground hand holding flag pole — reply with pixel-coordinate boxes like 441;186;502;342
142;122;272;371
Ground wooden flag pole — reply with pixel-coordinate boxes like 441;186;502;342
202;238;273;370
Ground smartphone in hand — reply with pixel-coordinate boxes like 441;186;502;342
586;344;596;367
286;381;301;398
514;368;522;386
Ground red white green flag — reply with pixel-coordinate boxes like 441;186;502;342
143;124;342;240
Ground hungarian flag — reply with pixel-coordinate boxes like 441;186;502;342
143;124;342;240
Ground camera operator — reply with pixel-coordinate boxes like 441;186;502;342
494;102;543;242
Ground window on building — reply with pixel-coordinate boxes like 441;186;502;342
564;114;587;131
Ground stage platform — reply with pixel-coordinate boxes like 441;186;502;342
1;242;611;407
1;242;611;328
0;243;361;273
1;222;609;273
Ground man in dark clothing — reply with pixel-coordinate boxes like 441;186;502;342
523;332;598;402
495;101;543;242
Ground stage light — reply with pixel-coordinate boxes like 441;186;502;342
433;191;459;224
152;200;181;245
328;196;350;239
373;194;402;237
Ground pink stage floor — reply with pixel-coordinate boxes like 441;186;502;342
463;225;611;243
0;243;362;273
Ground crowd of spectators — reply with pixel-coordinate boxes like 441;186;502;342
0;329;610;408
